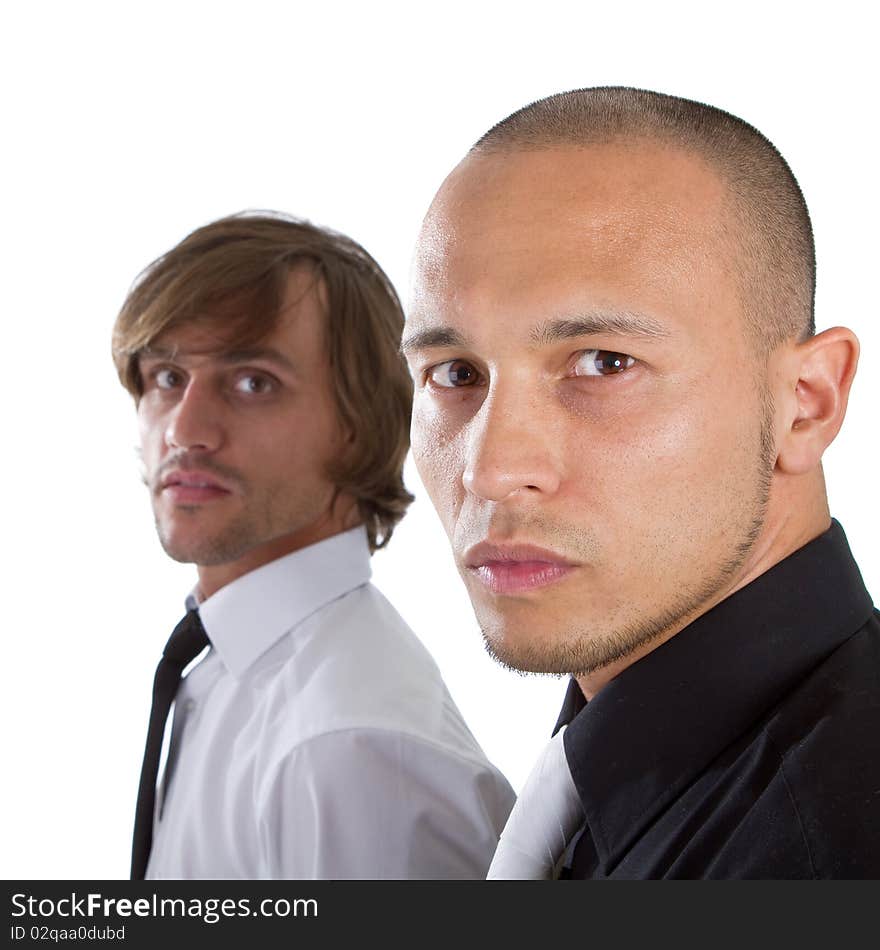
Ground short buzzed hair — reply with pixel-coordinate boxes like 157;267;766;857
473;87;815;347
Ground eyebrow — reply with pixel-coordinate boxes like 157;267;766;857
399;327;470;355
140;344;297;374
531;312;671;345
217;347;297;373
400;310;670;356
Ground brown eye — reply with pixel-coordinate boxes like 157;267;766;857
234;373;276;395
572;350;635;377
155;367;184;389
428;360;481;388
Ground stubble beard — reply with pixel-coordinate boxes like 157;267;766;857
158;511;262;566
154;486;295;567
477;394;776;679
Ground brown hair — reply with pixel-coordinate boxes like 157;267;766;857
112;211;414;551
473;87;815;348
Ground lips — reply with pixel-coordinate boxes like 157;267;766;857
463;542;576;595
160;470;232;504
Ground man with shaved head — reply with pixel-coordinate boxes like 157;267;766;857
404;88;879;879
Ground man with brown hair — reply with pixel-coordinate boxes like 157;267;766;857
114;212;514;879
405;87;879;878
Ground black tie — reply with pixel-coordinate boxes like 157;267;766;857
130;609;209;880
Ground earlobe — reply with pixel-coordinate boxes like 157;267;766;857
776;327;860;476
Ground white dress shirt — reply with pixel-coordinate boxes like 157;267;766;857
146;526;515;879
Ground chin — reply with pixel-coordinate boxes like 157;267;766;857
159;538;204;565
478;620;572;676
479;610;652;679
158;529;228;566
157;508;244;560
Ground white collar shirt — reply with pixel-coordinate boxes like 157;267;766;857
146;527;515;879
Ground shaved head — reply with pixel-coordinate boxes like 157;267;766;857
471;86;815;348
406;85;858;692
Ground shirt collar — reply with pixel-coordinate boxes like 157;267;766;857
185;526;372;678
557;520;874;872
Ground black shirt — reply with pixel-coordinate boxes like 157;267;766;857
556;520;879;879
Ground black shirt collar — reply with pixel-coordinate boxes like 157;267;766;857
556;520;874;871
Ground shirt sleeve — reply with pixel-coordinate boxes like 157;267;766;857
256;727;516;879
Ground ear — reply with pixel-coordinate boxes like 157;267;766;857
775;327;860;476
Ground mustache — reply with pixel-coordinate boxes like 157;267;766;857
453;508;601;564
144;452;246;493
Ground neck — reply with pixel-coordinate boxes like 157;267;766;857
196;502;361;601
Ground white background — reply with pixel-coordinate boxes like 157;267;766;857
2;1;877;878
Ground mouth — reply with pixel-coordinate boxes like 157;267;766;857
159;470;233;505
463;542;577;595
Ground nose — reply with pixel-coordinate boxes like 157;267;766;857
164;379;224;453
462;383;562;501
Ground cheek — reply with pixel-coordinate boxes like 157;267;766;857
569;378;759;505
615;393;763;524
136;406;163;466
282;405;351;495
411;399;467;506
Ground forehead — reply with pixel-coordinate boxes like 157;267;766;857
410;142;740;344
146;266;328;360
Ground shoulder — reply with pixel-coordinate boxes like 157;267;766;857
263;724;513;811
253;723;513;878
766;615;880;877
250;581;500;772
